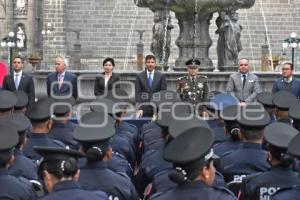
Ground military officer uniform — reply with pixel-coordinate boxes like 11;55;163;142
176;59;208;109
34;146;109;200
240;123;300;200
149;126;235;200
0;124;37;200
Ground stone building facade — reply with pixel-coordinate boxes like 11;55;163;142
0;0;300;71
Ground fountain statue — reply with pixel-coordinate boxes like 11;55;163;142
134;0;255;71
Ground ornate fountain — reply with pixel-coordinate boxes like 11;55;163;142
134;0;255;71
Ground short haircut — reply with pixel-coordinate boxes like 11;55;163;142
282;62;293;70
13;56;24;63
240;127;263;141
145;55;156;62
103;57;115;67
238;58;250;64
56;55;68;67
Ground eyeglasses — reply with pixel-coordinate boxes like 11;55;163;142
281;68;291;71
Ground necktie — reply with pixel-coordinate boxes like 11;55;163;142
242;74;246;88
148;72;153;88
192;77;195;85
14;74;20;90
58;74;63;90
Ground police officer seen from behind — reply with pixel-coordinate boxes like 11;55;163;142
217;104;270;183
74;111;139;200
0;124;37;200
289;101;300;131
149;126;235;200
0;90;17;118
272;133;300;200
272;62;300;98
176;59;208;116
239;122;300;200
34;146;109;200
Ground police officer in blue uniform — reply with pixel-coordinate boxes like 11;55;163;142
0;114;38;180
272;62;300;98
13;90;29;114
289;102;300;131
0;90;17;117
256;92;276;122
214;105;242;157
23;98;64;162
149;126;236;200
0;124;37;200
273;91;298;124
217;104;271;183
239;122;300;200
272;133;300;200
34;146;109;200
48;97;79;149
74;111;139;200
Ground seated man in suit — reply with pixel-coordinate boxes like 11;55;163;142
135;55;167;117
226;58;261;106
2;56;35;106
47;56;77;99
272;62;300;98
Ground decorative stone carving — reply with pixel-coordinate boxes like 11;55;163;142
14;0;27;15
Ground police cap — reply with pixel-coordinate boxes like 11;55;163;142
288;133;300;159
273;91;297;110
13;91;28;110
0;124;19;151
51;97;75;117
220;105;239;121
257;92;274;108
209;93;239;111
185;59;201;67
0;90;17;111
163;127;218;165
289;102;300;120
34;146;84;161
25;98;54;122
0;114;30;133
264;122;299;149
237;104;270;128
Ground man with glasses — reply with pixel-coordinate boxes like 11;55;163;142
272;62;300;98
2;56;35;106
226;58;261;106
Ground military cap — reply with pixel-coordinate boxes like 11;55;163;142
264;122;299;149
209;93;239;111
25;97;54;122
75;111;115;143
220;105;239;121
0;124;19;151
51;97;75;117
273;91;297;110
163;127;218;165
288;133;300;158
34;146;83;161
151;90;181;107
257;92;274;108
289;102;300;120
90;97;122;115
185;59;201;67
0;90;17;111
169;114;209;138
13;91;28;110
237;104;270;128
0;114;30;133
156;103;191;128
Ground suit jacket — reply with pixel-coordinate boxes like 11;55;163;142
272;77;300;98
226;72;261;103
2;72;35;106
47;71;78;99
135;70;167;103
94;72;120;96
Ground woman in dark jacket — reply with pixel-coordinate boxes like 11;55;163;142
94;57;120;96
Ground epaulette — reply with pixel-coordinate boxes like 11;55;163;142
273;185;297;195
177;76;187;81
197;75;208;79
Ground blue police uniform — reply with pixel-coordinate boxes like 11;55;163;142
39;180;109;200
0;169;37;200
217;143;270;182
213;140;242;157
48;122;79;149
79;162;139;200
149;180;235;200
207;119;230;144
107;152;133;179
9;149;38;180
23;132;62;162
272;77;300;98
272;186;300;200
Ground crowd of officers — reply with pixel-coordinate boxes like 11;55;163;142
0;55;300;200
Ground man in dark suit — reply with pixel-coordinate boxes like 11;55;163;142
272;62;300;98
2;56;35;106
47;56;77;99
135;55;167;117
